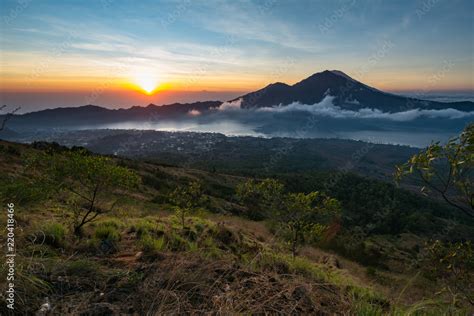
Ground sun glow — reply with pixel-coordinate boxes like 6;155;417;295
134;73;160;95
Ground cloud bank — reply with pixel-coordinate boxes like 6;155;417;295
215;95;474;122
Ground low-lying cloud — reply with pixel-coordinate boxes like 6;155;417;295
216;98;242;111
216;95;474;122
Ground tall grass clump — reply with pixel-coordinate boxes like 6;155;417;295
36;222;67;247
95;218;124;229
94;224;121;242
130;219;164;238
140;234;166;254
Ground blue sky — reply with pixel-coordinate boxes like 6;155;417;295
0;0;473;110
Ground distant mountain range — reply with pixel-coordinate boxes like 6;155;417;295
4;101;222;129
2;70;473;130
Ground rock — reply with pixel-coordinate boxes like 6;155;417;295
321;255;341;269
36;297;51;315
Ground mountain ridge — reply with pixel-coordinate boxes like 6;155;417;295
4;101;222;128
236;70;474;112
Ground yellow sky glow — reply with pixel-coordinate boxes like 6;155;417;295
1;52;473;94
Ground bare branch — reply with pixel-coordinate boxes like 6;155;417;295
0;105;21;132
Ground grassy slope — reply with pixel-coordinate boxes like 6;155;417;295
0;140;469;315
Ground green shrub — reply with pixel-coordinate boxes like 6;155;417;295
366;266;377;278
347;286;389;315
96;218;124;229
37;222;66;247
130;219;164;238
0;177;49;204
187;241;199;252
200;237;222;259
82;238;101;253
140;235;166;254
167;232;188;251
94;225;120;242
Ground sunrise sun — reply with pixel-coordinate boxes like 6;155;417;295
134;73;159;95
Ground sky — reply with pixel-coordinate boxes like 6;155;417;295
0;0;473;112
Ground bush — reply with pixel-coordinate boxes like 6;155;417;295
94;224;120;242
166;232;188;251
96;218;124;229
0;177;49;204
37;222;66;248
140;235;166;254
200;237;223;259
366;266;377;278
130;219;165;239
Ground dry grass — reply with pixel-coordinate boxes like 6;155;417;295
125;254;351;315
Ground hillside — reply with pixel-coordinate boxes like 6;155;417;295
0;140;472;315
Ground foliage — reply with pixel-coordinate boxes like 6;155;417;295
169;181;206;229
237;179;340;257
28;149;140;235
395;123;473;218
327;229;387;267
36;222;67;248
96;218;125;229
275;191;341;257
140;235;166;254
94;224;121;243
130;219;160;238
422;240;474;305
0;176;50;204
236;178;284;220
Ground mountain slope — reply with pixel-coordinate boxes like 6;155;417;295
1;139;472;314
237;70;473;112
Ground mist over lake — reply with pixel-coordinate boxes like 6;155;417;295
74;93;473;148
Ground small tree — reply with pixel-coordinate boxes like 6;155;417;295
276;192;341;257
170;181;205;229
395;123;473;218
236;178;340;257
422;240;474;305
236;178;284;220
30;149;139;235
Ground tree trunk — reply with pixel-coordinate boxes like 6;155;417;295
74;185;99;237
292;228;298;259
74;223;84;237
